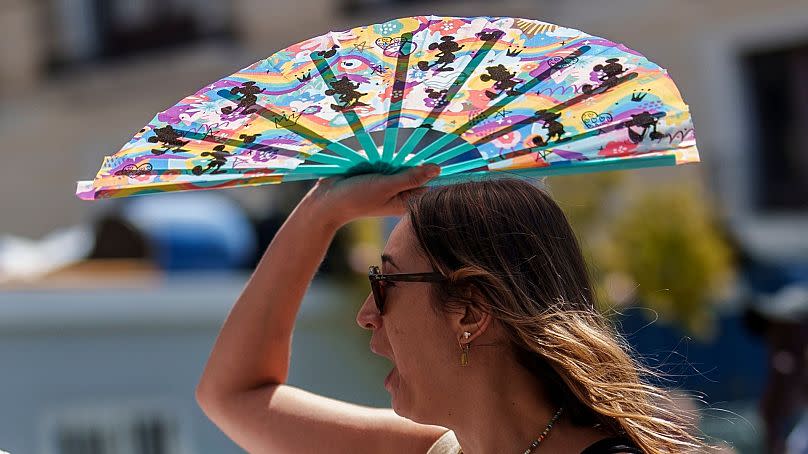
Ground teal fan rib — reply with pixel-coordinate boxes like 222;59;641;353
426;60;642;167
311;52;380;163
159;126;351;166
403;45;594;167
381;32;414;164
216;88;364;167
436;153;676;180
391;24;501;167
404;34;650;169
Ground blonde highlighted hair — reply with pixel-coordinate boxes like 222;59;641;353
406;178;713;453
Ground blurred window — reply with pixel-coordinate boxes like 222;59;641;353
45;0;234;72
742;40;808;214
48;407;182;454
341;0;449;14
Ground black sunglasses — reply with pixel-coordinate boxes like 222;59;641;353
367;265;445;315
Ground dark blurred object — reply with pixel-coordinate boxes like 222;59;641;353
94;0;200;58
341;0;449;15
88;214;152;259
742;40;808;213
250;209;353;278
45;0;234;73
246;180;354;278
119;192;257;271
744;276;808;454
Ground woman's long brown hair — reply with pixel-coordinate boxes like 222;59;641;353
406;178;711;453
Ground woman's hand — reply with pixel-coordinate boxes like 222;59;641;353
302;164;441;229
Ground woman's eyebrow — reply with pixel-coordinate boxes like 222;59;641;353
381;253;399;271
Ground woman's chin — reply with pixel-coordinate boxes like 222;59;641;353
391;393;412;421
385;368;404;412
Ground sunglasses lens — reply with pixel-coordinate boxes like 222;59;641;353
371;280;385;313
368;266;385;314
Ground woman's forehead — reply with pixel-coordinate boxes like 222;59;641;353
382;217;422;268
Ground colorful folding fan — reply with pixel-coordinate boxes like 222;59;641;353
76;15;698;200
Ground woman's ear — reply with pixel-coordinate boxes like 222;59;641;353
459;305;493;345
446;286;494;345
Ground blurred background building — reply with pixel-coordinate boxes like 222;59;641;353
1;0;806;453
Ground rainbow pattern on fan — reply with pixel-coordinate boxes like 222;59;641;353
76;15;698;200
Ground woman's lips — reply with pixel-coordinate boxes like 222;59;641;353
370;343;394;362
372;342;396;389
384;366;397;389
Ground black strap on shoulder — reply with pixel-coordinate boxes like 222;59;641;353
579;436;643;454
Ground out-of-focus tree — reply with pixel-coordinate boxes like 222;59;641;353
545;171;627;231
547;172;736;338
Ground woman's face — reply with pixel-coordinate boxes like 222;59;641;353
356;216;458;422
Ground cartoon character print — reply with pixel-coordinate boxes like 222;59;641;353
192;144;231;175
592;58;626;82
480;64;521;99
148;125;189;155
582;58;627;94
424;88;449;108
316;44;339;58
221;81;264;116
623;111;665;144
417;36;465;72
476;29;504;42
325;76;368;112
239;133;259;144
530;110;566;147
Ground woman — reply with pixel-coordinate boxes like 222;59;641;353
196;164;709;453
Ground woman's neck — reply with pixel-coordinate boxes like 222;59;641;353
441;355;611;454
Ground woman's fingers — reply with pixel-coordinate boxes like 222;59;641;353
376;186;430;217
302;165;442;226
380;164;441;194
376;167;439;215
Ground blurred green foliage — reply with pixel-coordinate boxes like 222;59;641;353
547;171;735;338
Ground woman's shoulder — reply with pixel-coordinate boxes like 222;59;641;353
579;436;643;454
426;430;461;454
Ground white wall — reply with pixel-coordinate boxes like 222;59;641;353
0;277;388;454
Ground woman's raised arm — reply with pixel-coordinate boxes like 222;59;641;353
195;165;447;453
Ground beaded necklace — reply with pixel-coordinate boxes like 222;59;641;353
458;407;563;454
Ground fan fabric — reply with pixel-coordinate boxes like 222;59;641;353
76;15;698;200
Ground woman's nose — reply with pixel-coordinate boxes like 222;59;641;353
356;292;381;330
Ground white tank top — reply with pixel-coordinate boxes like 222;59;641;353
427;430;462;454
